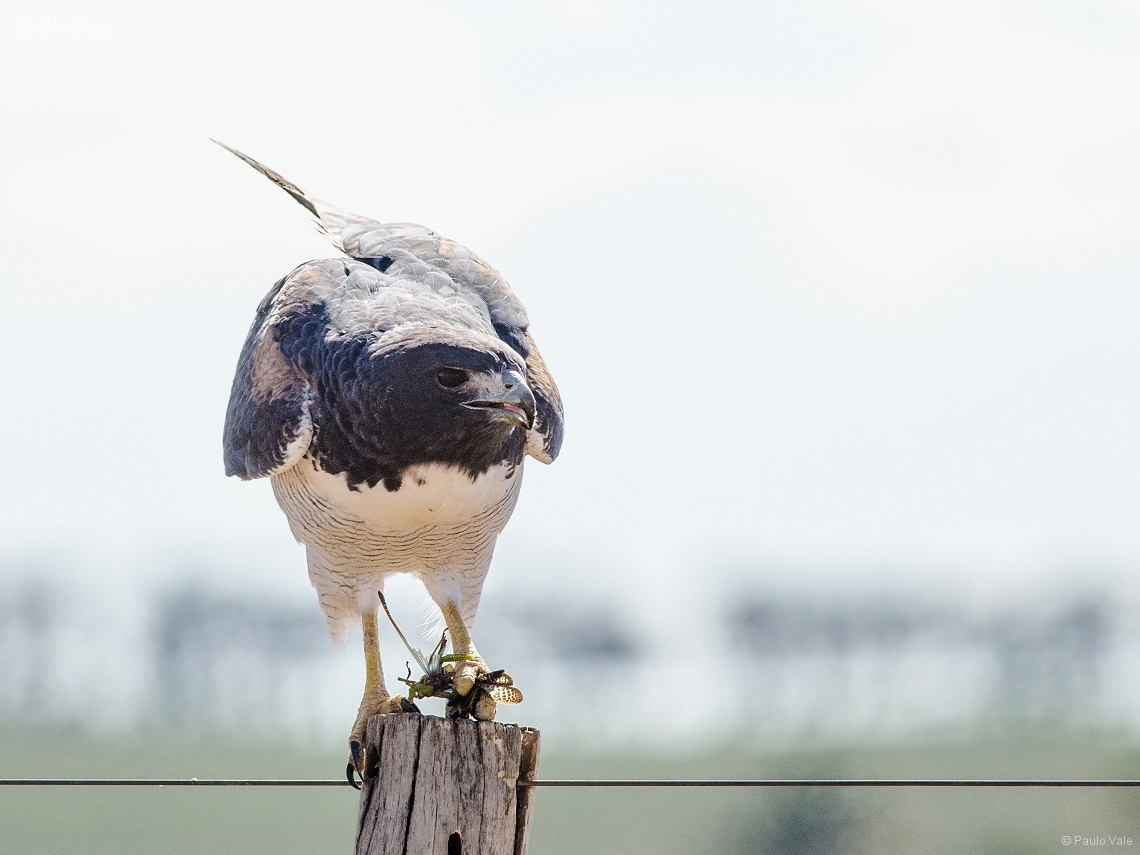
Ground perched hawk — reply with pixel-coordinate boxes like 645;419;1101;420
217;144;563;777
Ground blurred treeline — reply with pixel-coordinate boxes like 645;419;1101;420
2;559;1138;747
4;559;1140;855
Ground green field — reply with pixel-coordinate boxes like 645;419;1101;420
1;724;1139;854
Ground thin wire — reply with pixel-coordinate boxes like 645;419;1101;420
2;778;1140;787
0;780;348;787
521;779;1140;788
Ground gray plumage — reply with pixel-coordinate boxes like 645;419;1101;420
220;143;563;482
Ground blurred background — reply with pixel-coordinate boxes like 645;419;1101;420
2;0;1140;852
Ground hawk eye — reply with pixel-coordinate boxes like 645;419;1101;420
436;368;469;388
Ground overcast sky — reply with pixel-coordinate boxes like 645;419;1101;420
2;0;1139;602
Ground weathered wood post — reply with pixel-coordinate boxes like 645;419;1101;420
354;713;541;855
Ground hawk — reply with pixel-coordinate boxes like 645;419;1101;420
217;144;564;778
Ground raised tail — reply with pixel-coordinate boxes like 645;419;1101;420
212;139;390;255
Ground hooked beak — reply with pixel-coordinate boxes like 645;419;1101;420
462;369;536;430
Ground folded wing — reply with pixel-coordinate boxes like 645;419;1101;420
223;276;313;479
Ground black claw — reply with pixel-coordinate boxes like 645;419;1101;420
445;692;463;720
400;698;422;715
445;686;484;720
350;740;363;773
346;761;361;790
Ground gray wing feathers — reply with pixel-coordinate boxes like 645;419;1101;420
214;142;530;339
339;222;437;256
223;278;313;479
405;236;530;335
523;332;564;464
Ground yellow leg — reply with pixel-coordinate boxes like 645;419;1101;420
440;601;502;721
440;601;483;692
361;612;388;702
348;611;404;774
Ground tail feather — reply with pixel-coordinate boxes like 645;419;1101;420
212;139;380;254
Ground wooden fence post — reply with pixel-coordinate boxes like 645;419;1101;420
354;713;541;855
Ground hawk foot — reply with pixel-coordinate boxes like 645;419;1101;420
347;695;420;788
446;668;522;722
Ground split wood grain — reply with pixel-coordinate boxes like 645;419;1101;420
354;714;540;855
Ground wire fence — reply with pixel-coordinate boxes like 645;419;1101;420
3;778;1140;787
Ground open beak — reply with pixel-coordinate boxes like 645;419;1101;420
462;369;536;430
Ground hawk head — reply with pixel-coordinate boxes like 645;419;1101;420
301;331;536;492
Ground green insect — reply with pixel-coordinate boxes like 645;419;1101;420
379;592;523;717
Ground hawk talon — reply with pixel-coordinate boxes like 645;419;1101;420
347;693;408;779
452;659;484;697
474;691;498;721
444;669;522;721
347;761;361;790
444;685;498;721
